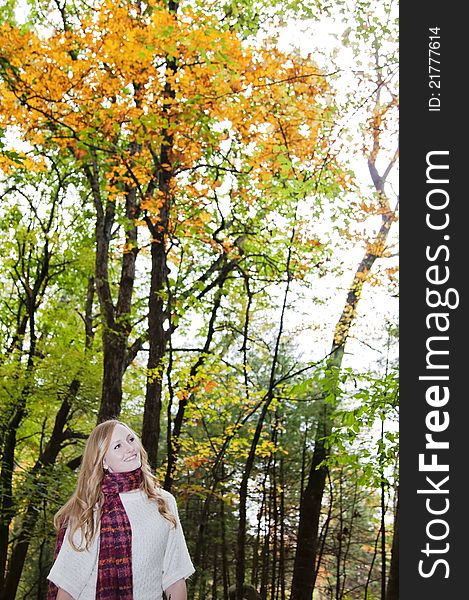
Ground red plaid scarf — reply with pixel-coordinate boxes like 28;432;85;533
48;467;143;600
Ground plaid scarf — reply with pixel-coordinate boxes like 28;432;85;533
48;467;143;600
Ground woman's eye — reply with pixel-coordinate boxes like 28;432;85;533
129;437;134;442
114;444;120;450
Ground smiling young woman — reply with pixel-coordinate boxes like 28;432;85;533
46;420;194;600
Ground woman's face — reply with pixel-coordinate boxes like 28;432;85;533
103;423;142;473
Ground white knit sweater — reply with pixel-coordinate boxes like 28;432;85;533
47;489;195;600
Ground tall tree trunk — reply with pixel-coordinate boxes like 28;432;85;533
335;473;344;600
380;438;387;600
141;230;167;469
0;401;28;591
291;404;331;600
212;538;219;600
291;123;398;598
98;188;139;421
1;381;81;600
270;422;278;600
88;160;139;422
141;24;177;467
259;506;270;600
0;247;46;590
252;464;269;591
278;427;286;600
193;493;213;569
98;332;129;421
314;473;333;592
220;493;230;600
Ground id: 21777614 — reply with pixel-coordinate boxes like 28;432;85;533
428;27;441;112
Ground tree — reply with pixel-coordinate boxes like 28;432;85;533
289;1;398;597
0;159;99;598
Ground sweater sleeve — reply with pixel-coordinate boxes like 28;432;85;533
161;493;195;592
47;525;99;599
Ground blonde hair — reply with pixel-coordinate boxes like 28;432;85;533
54;419;176;550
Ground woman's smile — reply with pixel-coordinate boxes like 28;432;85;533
124;453;138;462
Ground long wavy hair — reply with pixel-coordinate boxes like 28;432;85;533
54;419;176;550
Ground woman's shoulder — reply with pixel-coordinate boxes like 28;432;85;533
128;485;176;510
156;487;176;506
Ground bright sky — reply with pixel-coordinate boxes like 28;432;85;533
275;13;399;371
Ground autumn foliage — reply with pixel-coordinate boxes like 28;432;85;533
0;0;333;222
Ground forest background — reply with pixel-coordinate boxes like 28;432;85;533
0;0;399;599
